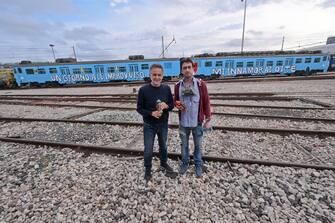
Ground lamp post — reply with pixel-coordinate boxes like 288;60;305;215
49;44;56;61
241;0;247;53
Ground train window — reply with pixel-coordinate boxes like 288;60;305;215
305;58;311;63
18;68;22;73
295;58;302;63
164;63;172;69
236;62;243;68
285;58;293;66
119;66;126;72
256;59;264;67
276;61;283;66
247;62;254;67
84;68;92;74
129;64;139;72
225;60;234;68
73;68;81;74
49;68;57;73
266;61;273;67
14;69;17;74
141;64;149;70
60;67;70;75
26;69;34;75
37;68;46;74
107;67;115;73
215;61;223;67
95;66;104;74
314;58;321;63
205;61;212;67
323;56;327;61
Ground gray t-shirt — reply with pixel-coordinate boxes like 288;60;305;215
179;78;200;127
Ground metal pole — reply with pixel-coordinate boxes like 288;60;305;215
161;36;165;58
49;44;56;61
241;0;247;53
281;36;285;51
72;45;77;60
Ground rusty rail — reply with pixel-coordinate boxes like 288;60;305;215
1;117;335;136
0;137;334;171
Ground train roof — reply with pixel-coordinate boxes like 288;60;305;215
15;51;329;68
15;57;180;67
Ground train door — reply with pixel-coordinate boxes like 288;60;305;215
94;65;105;82
255;59;265;75
129;64;139;80
284;58;294;74
224;60;234;76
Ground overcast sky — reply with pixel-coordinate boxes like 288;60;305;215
0;0;334;63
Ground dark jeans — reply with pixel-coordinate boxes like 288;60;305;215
179;124;203;166
143;122;168;170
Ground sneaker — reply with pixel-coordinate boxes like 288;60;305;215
144;169;152;181
195;165;202;178
178;163;189;175
160;163;174;172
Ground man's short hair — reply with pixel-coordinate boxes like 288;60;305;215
180;57;194;69
149;64;163;73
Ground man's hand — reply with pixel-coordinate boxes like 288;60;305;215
175;101;186;112
158;102;169;110
151;110;162;119
203;118;211;129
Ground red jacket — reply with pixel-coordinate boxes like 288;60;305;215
174;78;211;123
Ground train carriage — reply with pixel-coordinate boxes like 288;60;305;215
193;53;330;78
13;51;331;87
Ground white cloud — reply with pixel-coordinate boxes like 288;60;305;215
0;0;334;63
110;0;128;8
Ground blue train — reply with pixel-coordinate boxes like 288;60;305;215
13;51;332;86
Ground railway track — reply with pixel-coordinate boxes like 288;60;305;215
1;100;334;110
1;100;335;123
0;96;298;102
0;137;333;171
1;73;333;90
1;117;335;136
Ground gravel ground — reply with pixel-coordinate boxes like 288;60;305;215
0;122;142;148
207;79;335;94
210;99;321;108
0;105;94;119
132;129;335;166
0;121;334;166
303;97;335;106
1;142;334;223
213;107;335;119
0;79;334;96
80;110;335;131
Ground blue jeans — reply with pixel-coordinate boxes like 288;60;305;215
143;122;168;169
179;124;203;166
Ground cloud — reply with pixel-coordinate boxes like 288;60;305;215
0;0;74;14
64;27;109;42
317;0;335;8
247;30;264;36
110;0;128;7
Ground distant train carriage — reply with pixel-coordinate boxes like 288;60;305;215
13;57;180;86
13;51;331;87
192;52;330;78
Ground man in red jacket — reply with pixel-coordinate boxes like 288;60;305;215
174;57;211;177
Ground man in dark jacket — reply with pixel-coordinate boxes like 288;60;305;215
174;58;211;177
137;64;174;181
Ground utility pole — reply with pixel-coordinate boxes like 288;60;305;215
72;45;77;60
281;36;285;51
161;36;165;58
159;36;176;58
49;44;56;61
241;0;247;53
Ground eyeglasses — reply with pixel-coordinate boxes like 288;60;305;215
182;66;193;70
